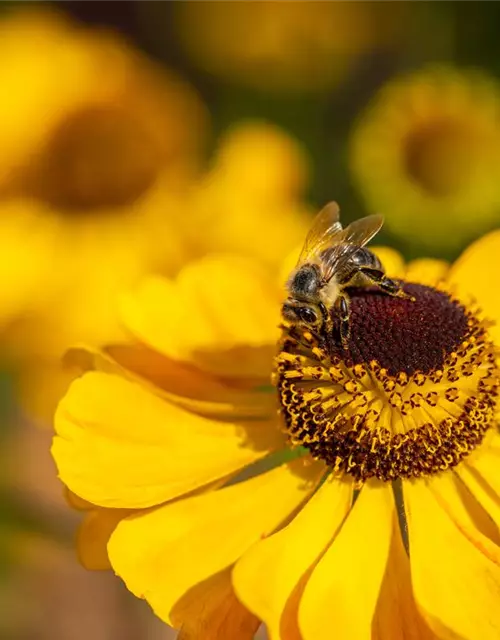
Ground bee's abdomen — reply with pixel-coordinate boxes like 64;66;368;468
351;247;383;271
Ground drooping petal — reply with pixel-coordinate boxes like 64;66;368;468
77;508;132;570
456;433;500;534
66;344;277;420
64;487;94;511
404;258;448;286
448;230;500;343
52;372;285;508
76;474;234;573
176;568;260;640
120;256;282;379
298;482;394;640
404;474;500;640
107;457;324;626
372;513;436;640
233;475;353;640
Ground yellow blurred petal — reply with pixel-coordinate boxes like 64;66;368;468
52;372;285;508
233;475;353;640
108;457;324;626
404;475;500;640
77;508;131;571
448;230;500;343
404;258;449;286
298;482;394;640
372;514;436;640
177;568;260;640
64;487;93;511
0;202;57;328
212;122;310;202
370;246;406;278
16;357;82;426
121;256;282;378
189;187;313;271
279;244;302;292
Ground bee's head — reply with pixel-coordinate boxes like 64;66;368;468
281;299;322;329
286;264;321;299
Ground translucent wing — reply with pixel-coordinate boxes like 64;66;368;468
296;202;343;266
314;213;384;282
340;214;384;247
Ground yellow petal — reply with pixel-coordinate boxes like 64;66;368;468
120;256;282;378
212;122;309;202
52;372;285;508
0;202;57;328
108;457;324;626
457;433;500;535
67;343;277;420
177;568;260;640
404;474;500;640
278;244;301;293
77;508;132;571
372;513;436;640
370;246;406;279
233;475;353;640
448;230;500;342
64;487;93;511
16;355;85;426
77;473;236;572
298;482;394;640
404;258;449;286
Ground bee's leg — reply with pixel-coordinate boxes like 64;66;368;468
334;294;351;348
318;301;333;336
359;267;415;301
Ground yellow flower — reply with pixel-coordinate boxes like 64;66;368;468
0;8;208;416
0;7;206;346
9;116;311;420
53;223;500;638
185;122;314;271
350;67;500;252
165;1;403;94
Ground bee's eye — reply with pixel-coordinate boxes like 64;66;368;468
299;307;318;325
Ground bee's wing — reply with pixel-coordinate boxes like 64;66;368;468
296;202;344;266
318;214;384;282
340;214;384;247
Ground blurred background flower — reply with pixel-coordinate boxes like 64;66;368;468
167;1;405;95
1;0;500;638
184;122;313;270
350;67;500;254
0;7;206;417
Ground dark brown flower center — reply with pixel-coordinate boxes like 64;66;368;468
24;105;163;212
328;283;469;375
275;283;499;483
404;119;475;197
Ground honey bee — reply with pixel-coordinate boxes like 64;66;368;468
282;202;410;347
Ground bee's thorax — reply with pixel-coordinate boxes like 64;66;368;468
320;277;340;307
